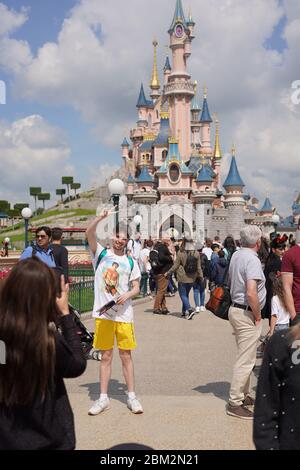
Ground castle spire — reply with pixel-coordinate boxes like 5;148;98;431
150;39;160;100
136;83;148;108
223;147;245;189
200;87;212;123
213;118;222;159
169;0;187;33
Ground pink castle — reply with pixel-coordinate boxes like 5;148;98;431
120;0;276;240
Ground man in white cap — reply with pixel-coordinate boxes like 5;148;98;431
282;229;300;325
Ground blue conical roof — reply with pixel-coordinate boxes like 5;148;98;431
164;56;171;71
196;165;214;183
260;197;273;212
137;166;154;184
154;116;170;146
121;137;129;147
136;83;148;108
127;174;135;184
223;156;245;188
200;97;212;123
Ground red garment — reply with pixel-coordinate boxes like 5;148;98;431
281;245;300;313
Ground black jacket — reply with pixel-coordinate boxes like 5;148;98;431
253;331;300;450
0;315;86;450
263;252;281;319
152;242;173;275
51;244;69;282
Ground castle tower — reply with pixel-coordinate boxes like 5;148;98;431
190;81;201;152
200;86;213;157
212;118;222;188
163;56;171;85
164;0;195;161
121;137;130;170
260;197;273;217
136;83;149;127
223;146;246;239
150;39;161;101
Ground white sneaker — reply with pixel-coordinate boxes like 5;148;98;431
195;307;200;313
200;306;206;312
127;397;143;414
88;397;110;416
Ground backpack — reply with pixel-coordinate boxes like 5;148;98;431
95;248;134;273
205;254;232;321
184;252;198;275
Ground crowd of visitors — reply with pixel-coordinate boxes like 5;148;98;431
0;214;300;450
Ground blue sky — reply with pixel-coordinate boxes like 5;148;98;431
0;0;299;214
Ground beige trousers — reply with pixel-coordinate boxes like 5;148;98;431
228;306;263;407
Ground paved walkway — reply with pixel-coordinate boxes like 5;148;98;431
66;295;265;450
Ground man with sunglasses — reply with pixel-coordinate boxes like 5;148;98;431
20;226;56;268
86;210;143;416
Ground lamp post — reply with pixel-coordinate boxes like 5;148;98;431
21;207;33;248
271;213;280;242
133;214;142;234
108;179;125;235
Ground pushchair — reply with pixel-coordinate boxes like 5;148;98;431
69;304;102;361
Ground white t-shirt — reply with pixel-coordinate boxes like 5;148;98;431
139;247;151;273
271;295;290;325
203;247;213;261
92;243;141;323
127;239;142;260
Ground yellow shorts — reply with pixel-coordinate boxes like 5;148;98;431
93;319;137;351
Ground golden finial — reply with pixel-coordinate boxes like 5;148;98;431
150;38;160;90
232;143;236;156
189;5;193;22
213;114;222;159
203;84;207;98
194;80;197;92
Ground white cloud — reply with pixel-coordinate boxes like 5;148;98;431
0;0;299;214
0;3;28;37
88;163;119;189
0;115;73;206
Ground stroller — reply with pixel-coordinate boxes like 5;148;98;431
69;304;102;361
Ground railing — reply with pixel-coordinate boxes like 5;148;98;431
69;280;94;313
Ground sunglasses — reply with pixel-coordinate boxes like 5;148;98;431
36;234;47;239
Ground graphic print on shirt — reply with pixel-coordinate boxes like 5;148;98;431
103;262;120;296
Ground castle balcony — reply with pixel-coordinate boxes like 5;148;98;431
192;190;217;204
130;128;145;140
163;81;195;97
132;189;158;204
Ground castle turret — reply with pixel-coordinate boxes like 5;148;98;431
150;39;161;101
191;81;201;152
212;119;222;188
121;137;130;169
164;0;195;162
200;86;213;156
223;146;246;239
163;56;171;85
136;83;149;127
260;197;273;216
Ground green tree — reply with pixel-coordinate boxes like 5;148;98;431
62;177;73;199
38;193;50;210
71;182;81;198
29;187;42;214
7;208;20;228
0;200;10;212
14;203;29;214
56;188;66;203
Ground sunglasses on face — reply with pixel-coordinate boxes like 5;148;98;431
36;234;47;239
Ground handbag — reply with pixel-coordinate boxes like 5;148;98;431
205;254;232;321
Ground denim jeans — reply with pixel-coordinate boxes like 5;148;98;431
140;272;149;296
274;323;289;331
193;281;205;307
178;282;193;313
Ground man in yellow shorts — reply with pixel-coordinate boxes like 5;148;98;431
86;211;142;415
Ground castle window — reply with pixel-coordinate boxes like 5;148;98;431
207;209;210;215
148;114;152;128
156;110;159;119
169;163;180;183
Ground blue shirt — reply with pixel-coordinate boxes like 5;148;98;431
20;245;56;268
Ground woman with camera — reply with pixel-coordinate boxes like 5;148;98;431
0;258;86;449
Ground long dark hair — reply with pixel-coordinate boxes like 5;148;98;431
0;258;60;406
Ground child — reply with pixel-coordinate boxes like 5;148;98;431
269;274;290;336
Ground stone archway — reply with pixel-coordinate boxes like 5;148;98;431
159;214;192;239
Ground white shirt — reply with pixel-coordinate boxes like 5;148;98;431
127;239;142;260
271;295;290;325
91;243;141;323
202;247;213;261
139;247;151;273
